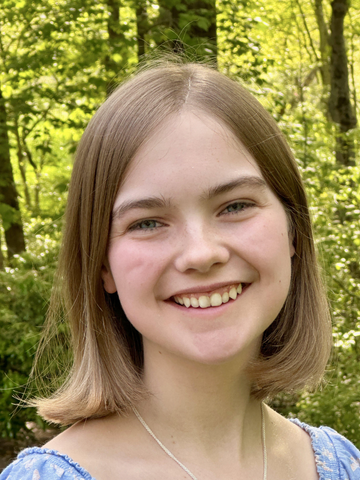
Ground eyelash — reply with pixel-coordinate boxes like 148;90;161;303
128;219;164;232
220;201;255;216
128;201;255;232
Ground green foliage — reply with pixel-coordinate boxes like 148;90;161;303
264;84;360;447
301;162;360;447
217;0;269;83
151;0;217;60
0;244;59;437
0;203;22;231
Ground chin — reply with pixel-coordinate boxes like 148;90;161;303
187;334;261;368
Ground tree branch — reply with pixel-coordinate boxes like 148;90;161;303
332;277;360;300
295;0;320;63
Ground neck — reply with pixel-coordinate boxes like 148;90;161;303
137;343;261;457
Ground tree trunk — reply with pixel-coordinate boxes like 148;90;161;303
0;89;26;258
136;0;148;61
0;227;4;270
34;170;41;216
104;0;125;96
14;117;32;210
329;0;357;165
314;0;331;87
24;137;41;215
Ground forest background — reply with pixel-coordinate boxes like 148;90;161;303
0;0;359;459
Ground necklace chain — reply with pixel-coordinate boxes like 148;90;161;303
133;403;267;480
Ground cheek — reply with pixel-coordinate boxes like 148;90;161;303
239;219;292;265
236;220;293;304
108;241;170;297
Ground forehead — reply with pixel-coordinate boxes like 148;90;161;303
113;110;264;209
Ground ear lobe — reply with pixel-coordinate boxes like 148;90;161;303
101;265;117;294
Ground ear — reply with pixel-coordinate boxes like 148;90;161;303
101;264;117;294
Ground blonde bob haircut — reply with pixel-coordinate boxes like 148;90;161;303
35;61;332;425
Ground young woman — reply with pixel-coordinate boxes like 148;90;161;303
2;62;359;480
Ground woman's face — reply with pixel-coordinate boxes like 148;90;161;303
102;110;295;367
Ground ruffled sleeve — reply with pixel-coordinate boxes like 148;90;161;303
320;426;360;479
291;419;360;480
0;447;95;480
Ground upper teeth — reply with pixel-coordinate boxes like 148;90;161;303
174;284;243;309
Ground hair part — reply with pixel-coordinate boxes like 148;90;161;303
32;61;332;425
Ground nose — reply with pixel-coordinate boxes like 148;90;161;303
174;224;230;273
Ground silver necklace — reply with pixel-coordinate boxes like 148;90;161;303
133;403;267;480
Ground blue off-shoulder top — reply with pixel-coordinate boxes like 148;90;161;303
1;420;360;479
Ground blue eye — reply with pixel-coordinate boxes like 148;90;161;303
129;219;161;231
223;202;252;214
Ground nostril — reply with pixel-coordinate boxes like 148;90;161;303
174;243;230;274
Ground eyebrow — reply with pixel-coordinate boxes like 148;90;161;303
112;196;170;221
112;175;267;221
203;175;267;199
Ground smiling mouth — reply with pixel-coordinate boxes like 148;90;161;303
173;283;247;309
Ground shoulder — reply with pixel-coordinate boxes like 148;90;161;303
0;447;95;480
290;419;360;479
